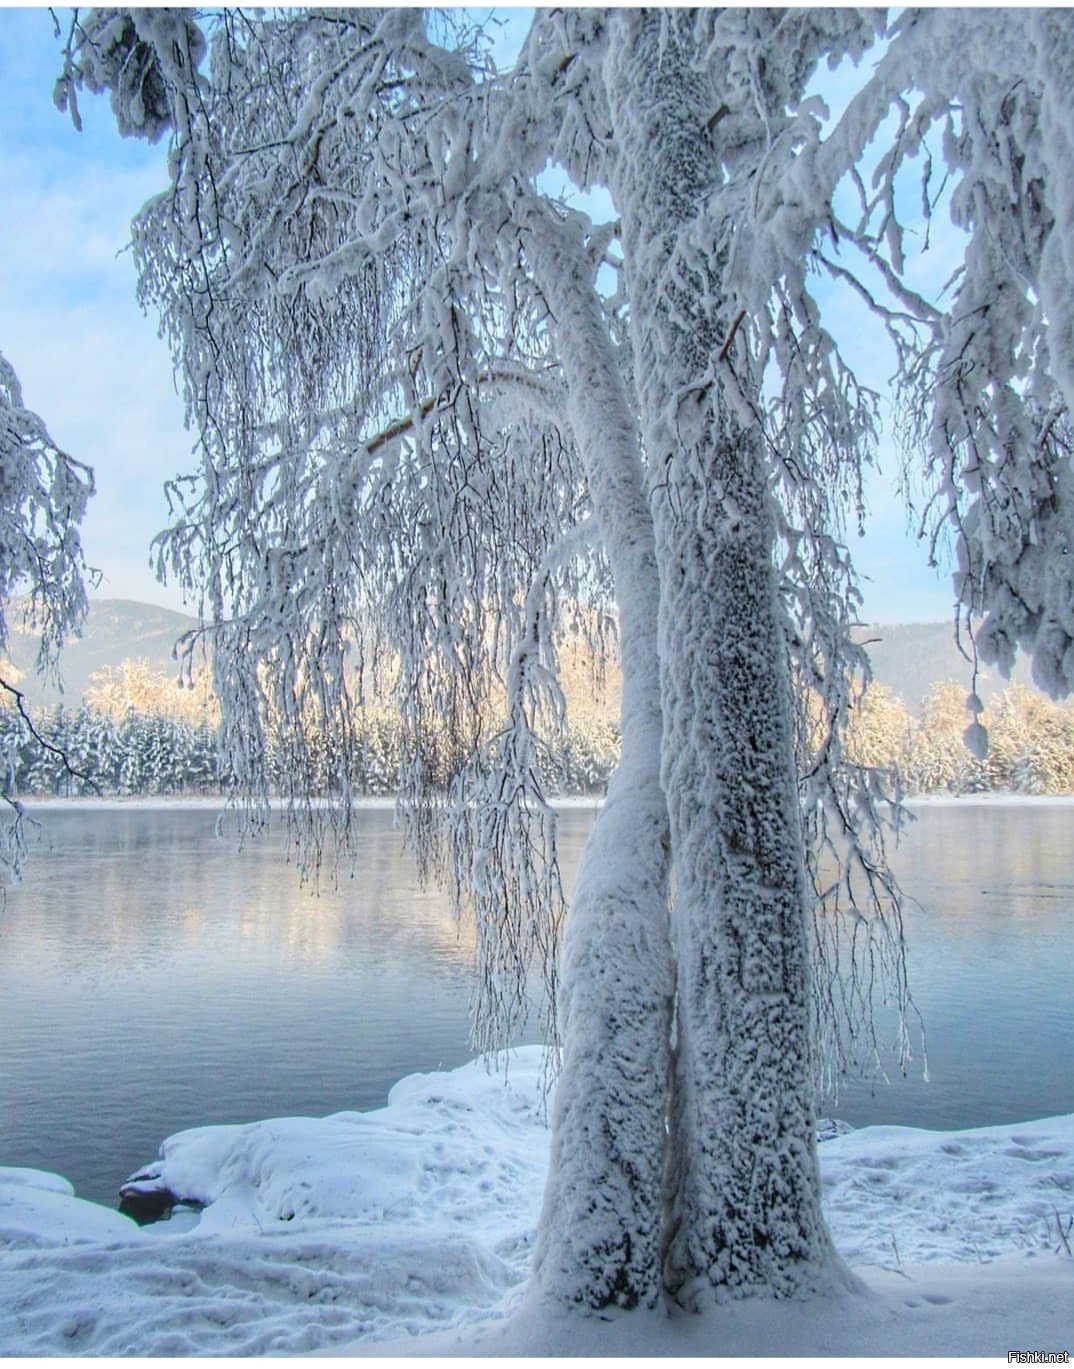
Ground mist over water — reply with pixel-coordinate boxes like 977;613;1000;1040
0;800;1071;1206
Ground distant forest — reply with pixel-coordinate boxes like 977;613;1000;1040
842;679;1074;796
0;658;620;799
3;657;1073;799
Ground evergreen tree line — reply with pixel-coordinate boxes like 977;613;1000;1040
0;696;622;798
0;701;219;797
5;662;1072;801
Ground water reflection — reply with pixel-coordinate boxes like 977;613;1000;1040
0;799;1070;1206
9;807;480;976
0;806;512;1203
832;800;1074;1131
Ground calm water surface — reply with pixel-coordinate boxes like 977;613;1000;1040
0;799;1072;1206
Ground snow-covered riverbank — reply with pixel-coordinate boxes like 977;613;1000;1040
1;1047;1072;1357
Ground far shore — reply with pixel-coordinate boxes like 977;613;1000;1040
17;791;1074;811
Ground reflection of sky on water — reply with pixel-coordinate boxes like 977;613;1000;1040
8;806;592;979
832;802;1074;1133
6;810;469;986
0;801;1071;1205
0;805;590;1204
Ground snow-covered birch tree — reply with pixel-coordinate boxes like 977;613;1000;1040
58;3;1074;1316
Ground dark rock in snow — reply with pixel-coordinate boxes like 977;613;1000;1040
118;1177;181;1225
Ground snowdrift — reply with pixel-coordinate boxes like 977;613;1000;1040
1;1047;1072;1356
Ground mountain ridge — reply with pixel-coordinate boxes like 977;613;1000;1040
5;599;200;703
4;599;1038;715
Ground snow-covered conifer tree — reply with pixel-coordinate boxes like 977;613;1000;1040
59;3;1074;1315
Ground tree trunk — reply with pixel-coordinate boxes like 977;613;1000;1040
655;416;837;1304
525;204;675;1310
605;9;843;1305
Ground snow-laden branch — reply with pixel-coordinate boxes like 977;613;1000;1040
0;350;95;875
0;352;94;678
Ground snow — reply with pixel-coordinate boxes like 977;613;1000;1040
0;1168;137;1249
349;1260;1074;1359
50;0;1074;1311
1;1046;1072;1357
906;794;1074;809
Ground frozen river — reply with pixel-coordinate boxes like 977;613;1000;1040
1;798;1072;1206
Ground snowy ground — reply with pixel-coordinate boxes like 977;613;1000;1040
1;1048;1072;1358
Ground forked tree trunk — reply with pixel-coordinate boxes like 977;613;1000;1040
605;10;843;1305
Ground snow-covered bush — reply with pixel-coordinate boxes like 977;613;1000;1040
541;709;620;796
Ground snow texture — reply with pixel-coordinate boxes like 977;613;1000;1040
0;1051;549;1356
605;10;839;1304
520;195;674;1311
2;1050;1073;1357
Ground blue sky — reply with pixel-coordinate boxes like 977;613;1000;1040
0;6;957;623
1;7;192;610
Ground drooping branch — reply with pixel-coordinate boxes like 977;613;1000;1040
0;351;95;877
0;675;97;793
364;365;565;457
0;351;94;677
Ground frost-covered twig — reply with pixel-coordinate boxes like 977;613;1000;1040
0;352;94;875
0;676;98;794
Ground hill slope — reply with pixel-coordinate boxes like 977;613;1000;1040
853;621;1036;714
3;600;1040;715
4;600;199;703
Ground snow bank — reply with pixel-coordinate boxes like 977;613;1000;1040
128;1049;550;1240
350;1258;1074;1359
1;1049;1072;1356
906;793;1074;808
823;1113;1074;1267
0;1168;137;1248
0;1050;550;1356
